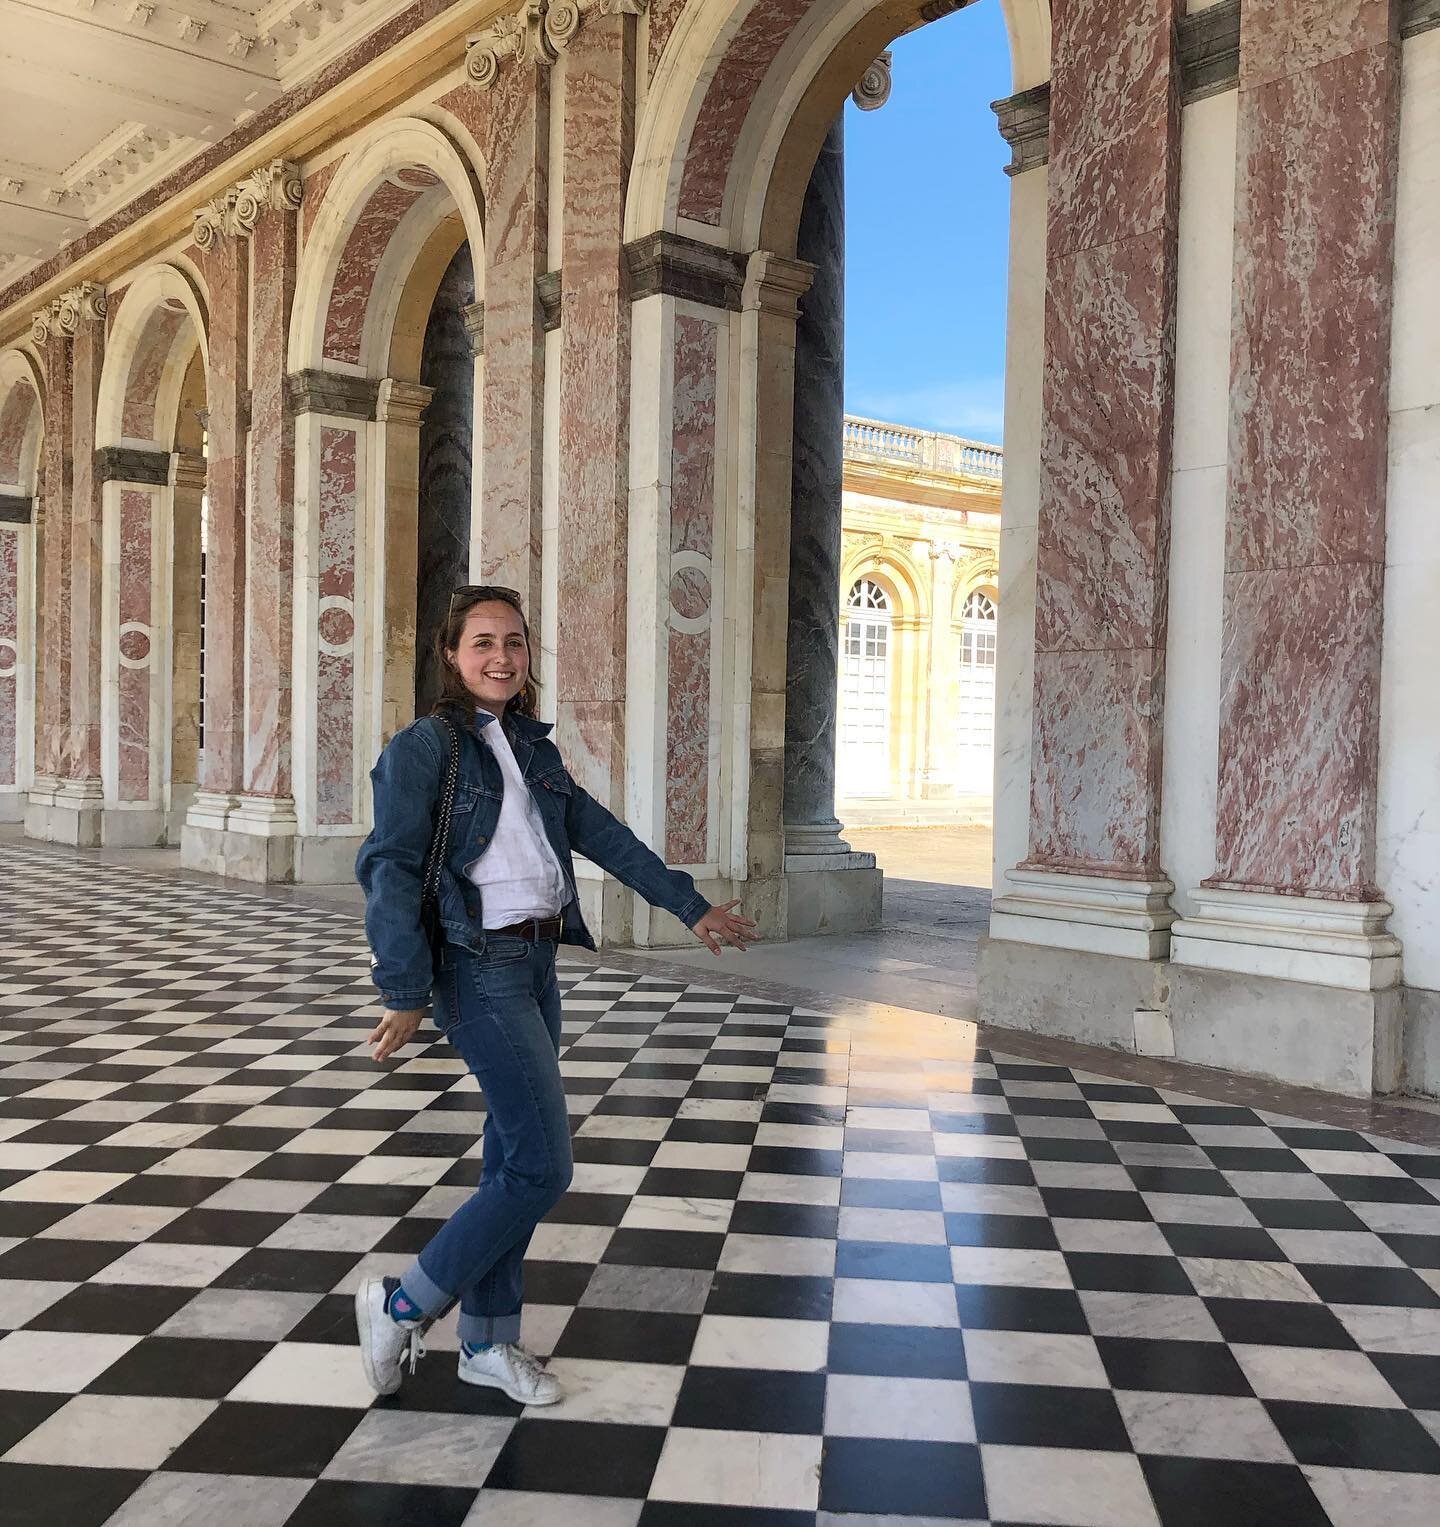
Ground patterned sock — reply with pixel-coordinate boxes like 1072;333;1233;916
462;1340;494;1357
383;1277;422;1323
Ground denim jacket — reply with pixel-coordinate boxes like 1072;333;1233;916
356;708;711;1010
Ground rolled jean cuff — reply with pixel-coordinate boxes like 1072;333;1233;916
458;1309;523;1346
401;1258;454;1316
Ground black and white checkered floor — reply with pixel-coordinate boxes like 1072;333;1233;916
1;843;1439;1527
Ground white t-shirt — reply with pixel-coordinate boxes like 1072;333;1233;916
464;719;569;929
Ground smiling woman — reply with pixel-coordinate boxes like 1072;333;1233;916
352;583;757;1407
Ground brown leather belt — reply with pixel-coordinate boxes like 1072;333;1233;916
488;915;564;942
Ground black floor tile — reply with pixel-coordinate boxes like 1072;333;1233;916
99;1174;229;1207
1204;1297;1360;1349
1096;1335;1253;1395
1370;1351;1440;1410
705;1272;833;1322
1298;1263;1440;1309
826;1322;968;1380
1140;1456;1330;1527
1064;1252;1195;1295
570;1136;661;1167
154;1206;292;1246
86;1334;267;1398
0;1236;127;1281
0;1391;66;1456
671;1365;826;1434
1244;1197;1368;1231
24;1280;194;1335
639;1505;814;1527
212;1246;363;1293
818;1437;986;1517
552;1307;700;1365
1040;1186;1153;1222
484;1419;667;1496
969;1380;1131;1450
244;1151;363;1182
284;1293;357;1345
639;1168;747;1201
744;1147;843;1178
0;1463;144;1527
1022;1137;1119;1164
306;1183;427;1218
945;1213;1059;1250
1159;1224;1286;1261
282;1479;478;1527
936;1156;1035;1186
952;1284;1090;1335
602;1228;727;1271
839;1178;943;1211
1265;1398;1440;1472
834;1241;952;1283
1382;1232;1440;1269
1318;1174;1437;1204
161;1401;362;1476
1125;1166;1235;1197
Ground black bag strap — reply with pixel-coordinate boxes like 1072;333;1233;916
420;716;460;914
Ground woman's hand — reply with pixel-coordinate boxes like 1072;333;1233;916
691;900;759;955
370;1007;425;1063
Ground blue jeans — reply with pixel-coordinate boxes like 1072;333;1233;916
398;937;572;1346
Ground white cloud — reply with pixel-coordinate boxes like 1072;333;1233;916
845;377;1005;445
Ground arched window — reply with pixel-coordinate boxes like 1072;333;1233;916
838;577;893;798
957;588;997;793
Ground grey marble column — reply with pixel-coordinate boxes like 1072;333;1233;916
784;114;851;857
415;245;476;718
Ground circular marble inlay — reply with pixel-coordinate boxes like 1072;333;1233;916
117;622;152;669
317;595;356;658
0;637;15;679
668;551;713;636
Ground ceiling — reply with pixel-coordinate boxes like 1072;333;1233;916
0;0;412;288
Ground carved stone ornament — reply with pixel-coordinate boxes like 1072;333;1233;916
193;160;302;248
31;281;106;345
467;0;647;88
851;51;892;112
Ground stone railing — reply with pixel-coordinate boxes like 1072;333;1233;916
843;414;1003;479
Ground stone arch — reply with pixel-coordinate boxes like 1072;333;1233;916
0;347;44;813
95;264;208;451
954;555;1000;621
290;117;486;377
627;0;1049;245
0;349;44;496
841;540;930;624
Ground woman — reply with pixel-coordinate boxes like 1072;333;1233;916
354;585;755;1406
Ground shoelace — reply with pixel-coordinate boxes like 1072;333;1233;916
503;1344;549;1388
406;1324;428;1375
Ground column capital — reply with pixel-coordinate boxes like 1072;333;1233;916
466;0;647;88
742;251;815;321
463;301;486;356
376;378;435;426
286;369;380;422
851;51;892;111
96;445;169;487
193;159;302;249
626;231;747;312
31;282;107;345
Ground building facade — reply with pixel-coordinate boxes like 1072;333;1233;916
0;0;1437;1101
837;416;1001;827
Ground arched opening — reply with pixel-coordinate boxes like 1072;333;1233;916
287;118;485;868
838;575;895;798
957;584;998;795
92;268;209;846
621;0;1042;945
0;350;44;821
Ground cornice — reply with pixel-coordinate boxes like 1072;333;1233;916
625;232;748;312
96;445;171;486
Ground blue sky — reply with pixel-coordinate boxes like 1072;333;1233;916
843;2;1013;446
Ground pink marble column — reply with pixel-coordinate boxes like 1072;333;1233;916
446;65;549;612
557;12;632;818
115;488;157;804
0;525;19;791
1025;0;1183;880
242;204;298;804
315;425;359;826
35;337;73;782
666;314;717;866
196;233;248;804
1209;0;1401;900
67;305;106;790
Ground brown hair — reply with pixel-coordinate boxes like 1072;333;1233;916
432;585;540;721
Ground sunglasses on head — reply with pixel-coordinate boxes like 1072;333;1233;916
448;585;522;616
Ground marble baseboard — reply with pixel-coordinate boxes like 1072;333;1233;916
24;796;102;848
100;806;169;849
1403;985;1440;1100
0;790;25;824
980;934;1404;1098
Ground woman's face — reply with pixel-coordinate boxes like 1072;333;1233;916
447;600;530;716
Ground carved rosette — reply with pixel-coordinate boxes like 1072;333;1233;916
194;160;302;246
852;51;893;112
467;0;646;88
30;281;106;345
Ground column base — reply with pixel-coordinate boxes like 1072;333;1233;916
783;816;855;857
979;936;1403;1097
990;866;1178;960
1171;887;1401;991
26;779;104;847
0;789;25;824
100;806;169;848
784;853;882;939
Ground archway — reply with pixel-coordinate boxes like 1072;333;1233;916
620;0;1045;941
0;348;44;821
93;264;209;846
287;118;485;872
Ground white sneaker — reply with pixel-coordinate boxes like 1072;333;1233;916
457;1342;562;1406
355;1277;426;1396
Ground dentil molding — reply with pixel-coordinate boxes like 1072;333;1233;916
466;0;647;89
30;282;107;345
192;159;302;247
